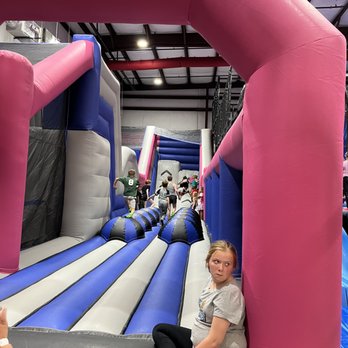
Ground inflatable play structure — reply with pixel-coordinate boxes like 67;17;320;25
0;0;346;347
0;35;211;347
138;126;203;195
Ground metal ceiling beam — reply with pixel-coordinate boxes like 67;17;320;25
107;57;228;71
123;94;216;100
182;25;191;84
100;32;210;51
60;22;74;38
105;23;142;86
122;79;245;91
332;1;348;26
123;106;213;112
144;24;166;84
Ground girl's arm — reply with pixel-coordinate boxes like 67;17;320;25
195;316;231;348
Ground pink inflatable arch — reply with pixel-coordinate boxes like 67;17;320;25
0;1;345;347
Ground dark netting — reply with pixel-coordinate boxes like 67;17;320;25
21;128;66;249
212;68;245;153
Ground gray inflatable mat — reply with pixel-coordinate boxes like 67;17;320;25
9;328;154;348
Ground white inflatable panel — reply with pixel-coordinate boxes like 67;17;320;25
180;225;210;328
177;192;192;209
71;237;167;334
121;146;139;177
156;160;180;189
138;126;156;177
60;131;111;240
2;240;125;326
0;236;80;280
101;59;122;178
200;129;212;175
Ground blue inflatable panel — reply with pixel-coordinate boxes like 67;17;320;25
93;111;111;141
342;307;348;348
158;147;199;156
219;159;243;276
17;231;158;330
149;151;159;196
125;242;189;334
0;236;105;301
159;154;199;164
210;170;220;241
42;92;69;129
112;195;129;218
204;175;213;231
134;148;141;162
159;137;199;148
69;35;101;130
180;163;199;171
343;287;348;308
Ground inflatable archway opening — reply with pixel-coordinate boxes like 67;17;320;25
0;1;345;347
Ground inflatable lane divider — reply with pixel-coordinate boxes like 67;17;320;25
16;230;158;330
70;237;167;334
124;242;189;334
0;236;105;301
180;234;210;328
3;239;125;326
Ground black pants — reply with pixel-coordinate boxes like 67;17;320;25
152;323;192;348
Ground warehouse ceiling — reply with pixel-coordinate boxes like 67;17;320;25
54;1;348;92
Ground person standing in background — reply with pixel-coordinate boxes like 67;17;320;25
195;187;204;220
148;180;170;226
179;176;189;191
139;179;152;209
167;175;178;217
114;169;139;217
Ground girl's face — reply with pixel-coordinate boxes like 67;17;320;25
208;250;234;285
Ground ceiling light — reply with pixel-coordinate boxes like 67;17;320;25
137;38;148;48
153;78;163;86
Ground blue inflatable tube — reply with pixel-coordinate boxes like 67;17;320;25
69;35;101;130
125;242;189;334
180;163;199;171
17;231;157;330
159;139;199;149
0;236;105;301
158;147;199;156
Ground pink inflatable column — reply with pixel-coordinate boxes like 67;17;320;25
191;0;346;347
0;51;33;273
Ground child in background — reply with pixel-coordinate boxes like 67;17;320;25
190;175;199;198
195;187;204;220
191;191;198;210
148;180;170;226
